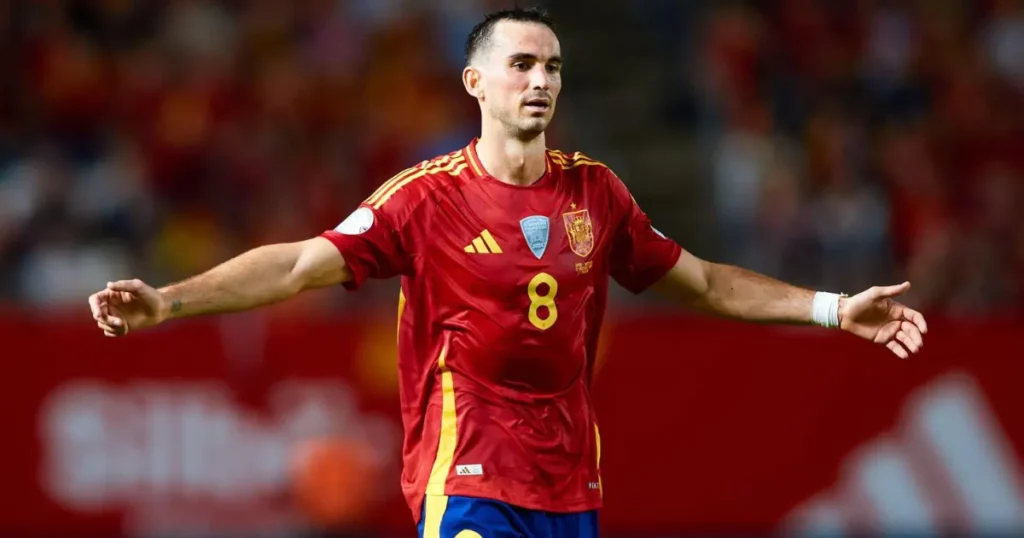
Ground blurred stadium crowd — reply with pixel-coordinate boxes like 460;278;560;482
0;0;1022;316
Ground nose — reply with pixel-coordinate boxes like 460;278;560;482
529;65;550;90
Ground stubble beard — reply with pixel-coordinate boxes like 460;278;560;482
490;105;549;142
511;120;547;142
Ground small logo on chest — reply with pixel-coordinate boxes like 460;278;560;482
519;216;550;259
464;229;503;254
562;206;594;258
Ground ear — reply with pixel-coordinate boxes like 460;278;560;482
463;66;483;100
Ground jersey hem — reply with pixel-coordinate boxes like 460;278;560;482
433;483;601;514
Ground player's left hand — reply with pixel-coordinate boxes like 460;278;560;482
838;281;928;359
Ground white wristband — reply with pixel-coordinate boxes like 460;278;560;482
811;292;841;329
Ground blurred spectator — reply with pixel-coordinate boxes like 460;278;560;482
0;0;1021;316
984;0;1024;90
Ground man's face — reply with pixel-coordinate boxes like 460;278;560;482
469;21;562;139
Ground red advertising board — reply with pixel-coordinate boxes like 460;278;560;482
2;312;1022;536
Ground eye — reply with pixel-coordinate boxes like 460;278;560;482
512;62;530;72
546;64;561;74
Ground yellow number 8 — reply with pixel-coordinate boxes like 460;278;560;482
527;272;558;330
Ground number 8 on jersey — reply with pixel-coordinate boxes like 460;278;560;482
528;272;558;330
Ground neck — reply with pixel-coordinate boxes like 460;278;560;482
475;128;547;187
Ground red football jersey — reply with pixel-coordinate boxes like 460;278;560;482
321;139;681;521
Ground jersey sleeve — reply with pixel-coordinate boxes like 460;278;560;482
607;171;682;294
320;174;425;291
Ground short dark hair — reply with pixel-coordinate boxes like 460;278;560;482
464;7;556;65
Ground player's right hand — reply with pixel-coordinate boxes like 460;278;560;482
87;279;167;337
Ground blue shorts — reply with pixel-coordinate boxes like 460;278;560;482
417;495;599;538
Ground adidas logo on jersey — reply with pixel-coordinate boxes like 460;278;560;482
456;464;483;476
464;230;503;254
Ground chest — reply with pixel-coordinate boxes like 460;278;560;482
425;178;613;293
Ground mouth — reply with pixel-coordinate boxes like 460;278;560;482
523;98;551;113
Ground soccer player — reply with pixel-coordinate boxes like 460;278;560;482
87;7;928;538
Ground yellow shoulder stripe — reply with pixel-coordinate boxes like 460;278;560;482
365;153;465;206
548;150;607;170
364;152;468;210
371;154;467;210
365;165;422;206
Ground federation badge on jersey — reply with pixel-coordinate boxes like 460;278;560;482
335;206;374;235
519;216;550;259
562;209;594;257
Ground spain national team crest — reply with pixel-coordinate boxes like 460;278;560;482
562;208;594;257
520;216;550;259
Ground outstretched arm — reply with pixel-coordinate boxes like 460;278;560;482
651;250;929;358
159;237;349;319
652;250;818;324
89;237;350;336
